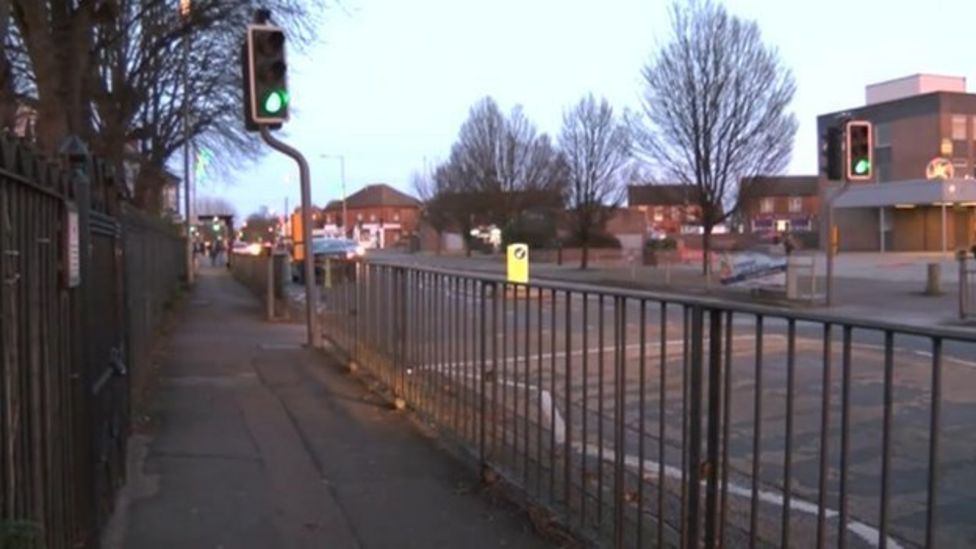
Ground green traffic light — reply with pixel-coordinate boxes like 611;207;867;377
854;158;871;175
262;89;288;115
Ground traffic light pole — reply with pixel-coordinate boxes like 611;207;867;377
259;126;321;348
825;180;851;307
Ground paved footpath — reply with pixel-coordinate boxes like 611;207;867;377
103;266;553;549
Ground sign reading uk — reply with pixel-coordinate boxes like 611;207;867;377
65;202;80;288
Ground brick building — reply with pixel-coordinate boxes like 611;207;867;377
320;183;421;249
818;74;976;251
626;184;702;236
739;176;822;235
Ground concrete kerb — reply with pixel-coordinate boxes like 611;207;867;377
312;335;584;548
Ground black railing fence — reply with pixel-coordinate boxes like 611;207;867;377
321;260;976;549
0;136;185;548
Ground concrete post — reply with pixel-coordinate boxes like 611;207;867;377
925;263;941;296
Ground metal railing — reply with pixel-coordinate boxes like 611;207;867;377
320;259;976;548
958;251;976;320
0;136;185;549
229;251;289;320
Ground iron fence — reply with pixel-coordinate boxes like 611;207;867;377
957;252;976;320
0;136;184;548
320;259;976;548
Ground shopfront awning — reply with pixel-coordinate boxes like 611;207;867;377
832;179;976;208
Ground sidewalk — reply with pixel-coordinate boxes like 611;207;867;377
104;266;553;549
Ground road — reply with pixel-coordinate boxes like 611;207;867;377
307;257;976;548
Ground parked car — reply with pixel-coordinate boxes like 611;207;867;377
292;238;365;283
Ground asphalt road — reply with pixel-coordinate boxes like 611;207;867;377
307;261;976;548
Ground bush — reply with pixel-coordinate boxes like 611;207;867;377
645;237;677;251
502;215;558;249
561;232;621;249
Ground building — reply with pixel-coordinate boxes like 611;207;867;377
320;183;421;248
627;184;702;236
740;176;822;236
817;74;976;251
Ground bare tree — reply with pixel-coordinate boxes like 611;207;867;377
412;166;453;254
6;0;321;209
632;0;797;275
560;94;630;269
452;96;567;227
195;194;236;218
240;211;278;242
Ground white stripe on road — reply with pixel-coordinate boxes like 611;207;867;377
409;357;903;549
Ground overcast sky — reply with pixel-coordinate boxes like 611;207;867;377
202;0;976;218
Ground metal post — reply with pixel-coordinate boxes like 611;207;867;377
182;7;194;284
260;126;321;347
265;254;274;321
825;180;850;307
880;206;886;253
959;251;968;320
340;155;347;238
942;202;948;254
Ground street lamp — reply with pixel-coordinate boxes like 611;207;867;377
320;154;347;237
180;0;193;284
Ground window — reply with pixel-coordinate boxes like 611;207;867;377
953;159;968;178
653;206;663;222
671;206;681;219
788;197;802;213
951;115;968;140
875;122;891;148
760;198;774;213
877;162;892;183
393;213;400;222
370;213;377;222
356;213;363;221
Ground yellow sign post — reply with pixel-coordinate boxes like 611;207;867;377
291;211;304;261
507;243;529;284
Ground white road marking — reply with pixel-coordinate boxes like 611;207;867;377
409;356;904;549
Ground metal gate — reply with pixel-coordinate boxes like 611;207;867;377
1;136;130;548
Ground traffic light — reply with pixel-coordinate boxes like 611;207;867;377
823;125;843;181
244;24;288;128
846;120;873;181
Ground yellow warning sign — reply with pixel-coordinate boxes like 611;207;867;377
507;243;529;284
291;212;305;261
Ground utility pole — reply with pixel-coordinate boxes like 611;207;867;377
244;11;320;347
181;0;194;284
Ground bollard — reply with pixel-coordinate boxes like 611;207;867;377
925;262;941;296
265;254;274;321
958;250;968;319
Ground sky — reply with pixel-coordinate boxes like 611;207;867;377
202;0;976;218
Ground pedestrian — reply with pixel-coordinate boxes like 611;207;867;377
210;240;219;266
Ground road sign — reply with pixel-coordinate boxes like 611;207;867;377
926;157;954;180
507;243;528;284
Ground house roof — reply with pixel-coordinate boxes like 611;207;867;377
741;176;820;197
323;184;420;211
627;184;701;206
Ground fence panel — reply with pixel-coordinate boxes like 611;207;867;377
0;137;185;548
320;259;976;549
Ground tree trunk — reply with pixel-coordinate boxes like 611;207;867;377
435;230;443;255
701;225;713;276
580;241;589;270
